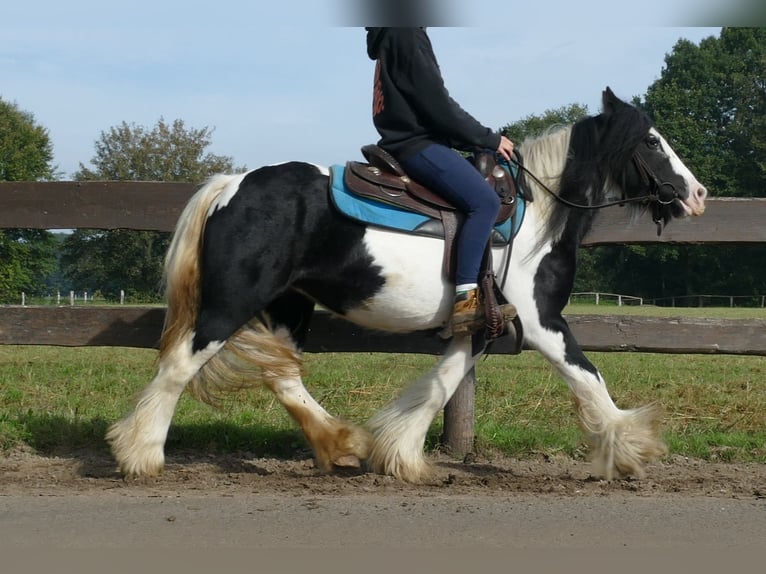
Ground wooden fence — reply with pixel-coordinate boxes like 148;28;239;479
2;182;766;452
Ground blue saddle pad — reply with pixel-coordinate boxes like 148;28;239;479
329;164;525;242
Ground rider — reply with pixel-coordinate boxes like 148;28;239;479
365;27;516;335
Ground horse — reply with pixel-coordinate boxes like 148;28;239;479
106;87;707;483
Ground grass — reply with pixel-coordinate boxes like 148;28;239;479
1;323;764;464
566;302;766;319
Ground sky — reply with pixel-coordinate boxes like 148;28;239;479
0;1;753;179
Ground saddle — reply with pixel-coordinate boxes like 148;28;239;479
345;145;520;273
343;144;524;345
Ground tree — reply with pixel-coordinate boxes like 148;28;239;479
500;104;590;144
0;99;55;181
528;29;766;304
630;28;766;303
643;27;766;198
0;98;58;302
61;118;241;301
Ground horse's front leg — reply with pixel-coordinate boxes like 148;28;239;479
527;316;666;479
367;336;478;483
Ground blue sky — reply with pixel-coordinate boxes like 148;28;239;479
0;1;734;178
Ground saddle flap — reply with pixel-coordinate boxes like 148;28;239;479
345;161;454;218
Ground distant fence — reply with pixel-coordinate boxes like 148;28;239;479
18;290;136;306
569;292;766;308
646;294;766;308
2;182;766;453
568;292;644;306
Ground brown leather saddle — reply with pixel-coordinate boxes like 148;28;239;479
343;144;524;346
344;144;520;279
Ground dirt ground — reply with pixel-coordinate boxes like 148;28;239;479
2;448;765;558
2;446;764;499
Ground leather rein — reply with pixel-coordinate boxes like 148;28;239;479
508;151;681;235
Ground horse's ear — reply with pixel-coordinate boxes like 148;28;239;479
602;86;623;113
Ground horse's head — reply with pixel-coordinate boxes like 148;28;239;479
601;87;707;228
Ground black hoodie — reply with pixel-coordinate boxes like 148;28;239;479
365;27;501;161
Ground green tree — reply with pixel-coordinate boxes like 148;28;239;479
62;118;241;301
643;27;766;198
0;98;58;302
500;103;590;144
629;28;766;304
531;29;766;305
0;99;55;181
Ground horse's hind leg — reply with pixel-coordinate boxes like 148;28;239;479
106;334;223;477
265;364;372;470
246;293;372;470
192;292;372;472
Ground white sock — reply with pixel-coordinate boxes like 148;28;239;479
455;283;478;294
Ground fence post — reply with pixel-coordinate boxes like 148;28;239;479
21;292;25;306
442;368;476;456
70;291;74;306
120;290;125;305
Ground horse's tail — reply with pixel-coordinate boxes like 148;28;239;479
159;174;237;356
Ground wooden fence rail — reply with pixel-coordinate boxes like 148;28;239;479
2;182;765;453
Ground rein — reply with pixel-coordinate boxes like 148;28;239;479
508;153;680;234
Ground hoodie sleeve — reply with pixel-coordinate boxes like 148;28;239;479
392;29;501;151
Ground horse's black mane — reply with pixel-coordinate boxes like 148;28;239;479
544;95;654;246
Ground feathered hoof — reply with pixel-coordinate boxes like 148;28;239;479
311;420;373;474
106;420;165;478
366;444;432;483
588;403;668;480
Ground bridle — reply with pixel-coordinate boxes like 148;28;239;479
508;147;681;235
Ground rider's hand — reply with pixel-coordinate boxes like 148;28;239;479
497;135;514;162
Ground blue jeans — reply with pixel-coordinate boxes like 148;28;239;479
401;144;500;286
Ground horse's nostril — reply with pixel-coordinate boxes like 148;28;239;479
696;186;708;201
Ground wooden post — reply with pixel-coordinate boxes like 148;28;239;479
442;367;476;456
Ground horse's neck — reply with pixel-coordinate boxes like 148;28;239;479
519;126;572;204
519;125;597;248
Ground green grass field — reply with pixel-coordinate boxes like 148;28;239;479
1;304;764;463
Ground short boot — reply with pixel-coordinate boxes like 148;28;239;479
451;288;485;336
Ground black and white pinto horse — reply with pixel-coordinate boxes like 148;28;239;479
107;88;707;482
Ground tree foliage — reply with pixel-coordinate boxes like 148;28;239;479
629;28;766;303
0;99;55;181
0;98;58;302
495;29;766;303
499;103;590;144
62;118;241;301
642;27;766;198
591;29;766;303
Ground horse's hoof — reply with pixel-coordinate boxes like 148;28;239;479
332;454;361;469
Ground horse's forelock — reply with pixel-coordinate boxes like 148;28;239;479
601;103;653;167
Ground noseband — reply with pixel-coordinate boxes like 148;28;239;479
631;152;681;235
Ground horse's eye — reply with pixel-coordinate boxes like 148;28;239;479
646;135;661;149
